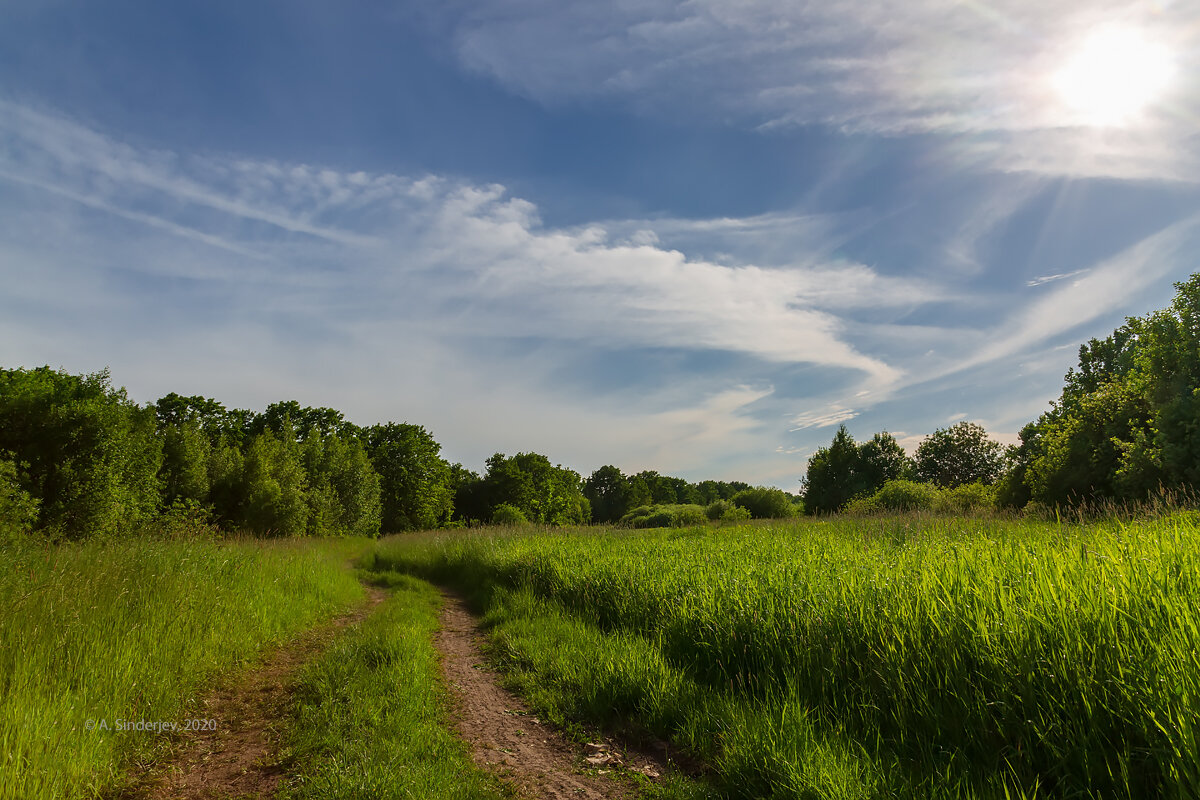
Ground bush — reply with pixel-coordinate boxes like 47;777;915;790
705;499;732;520
620;504;707;529
937;482;997;513
491;503;530;526
849;480;940;514
731;487;799;519
720;504;752;522
0;457;38;544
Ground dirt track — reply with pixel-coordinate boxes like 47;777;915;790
124;583;672;799
125;587;387;800
435;590;671;799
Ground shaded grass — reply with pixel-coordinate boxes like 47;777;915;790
0;535;370;800
373;514;1200;799
278;570;512;800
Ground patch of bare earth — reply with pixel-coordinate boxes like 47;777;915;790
122;587;388;800
436;590;675;800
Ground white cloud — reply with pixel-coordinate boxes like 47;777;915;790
1027;269;1088;287
3;100;1194;488
435;0;1200;180
789;404;859;431
0;101;942;483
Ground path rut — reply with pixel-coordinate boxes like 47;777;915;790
435;590;672;800
125;587;387;800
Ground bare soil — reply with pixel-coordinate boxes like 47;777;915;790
435;590;674;800
122;587;387;800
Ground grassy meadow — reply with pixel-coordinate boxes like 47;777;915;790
371;514;1200;799
0;534;369;800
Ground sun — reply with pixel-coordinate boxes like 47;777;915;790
1051;26;1174;127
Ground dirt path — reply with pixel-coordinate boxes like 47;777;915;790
435;591;672;800
124;587;388;800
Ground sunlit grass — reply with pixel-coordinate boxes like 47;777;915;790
374;513;1200;798
278;570;512;799
0;535;369;800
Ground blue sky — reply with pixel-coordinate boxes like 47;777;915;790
2;0;1199;488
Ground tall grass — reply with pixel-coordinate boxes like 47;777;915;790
0;535;368;800
374;514;1200;799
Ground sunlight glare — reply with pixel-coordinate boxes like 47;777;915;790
1051;27;1174;127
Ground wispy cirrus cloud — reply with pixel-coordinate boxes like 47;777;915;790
2;100;1194;485
427;0;1200;181
789;405;859;431
1026;269;1087;287
0;101;936;479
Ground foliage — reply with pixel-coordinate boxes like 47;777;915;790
704;499;733;520
366;423;453;532
583;464;638;523
236;427;310;537
0;367;163;538
845;479;997;515
802;427;911;514
730;487;799;519
586;465;749;524
620;503;708;528
301;433;381;538
0;457;39;544
472;452;589;526
914;421;1004;488
490;502;530;526
846;479;940;513
938;481;997;513
1006;274;1200;506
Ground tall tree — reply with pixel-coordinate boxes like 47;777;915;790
480;452;589;525
914;422;1004;488
1004;273;1200;506
584;465;634;523
0;367;162;538
801;425;864;514
366;423;453;531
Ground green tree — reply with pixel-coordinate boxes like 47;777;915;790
0;456;39;542
480;452;589;526
366;423;453;531
0;367;162;538
302;433;381;537
858;432;912;488
802;426;862;514
237;426;309;537
1004;274;1200;506
914;422;1004;488
584;465;635;523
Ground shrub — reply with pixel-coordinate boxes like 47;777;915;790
0;457;38;544
491;503;530;526
731;487;799;519
620;504;707;528
937;482;997;513
705;499;733;520
720;504;752;522
852;479;940;514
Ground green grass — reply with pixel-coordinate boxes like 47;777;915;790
372;514;1200;799
278;570;512;800
0;535;370;800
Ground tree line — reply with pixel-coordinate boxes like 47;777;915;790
801;273;1200;513
4;274;1196;538
0;368;790;540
